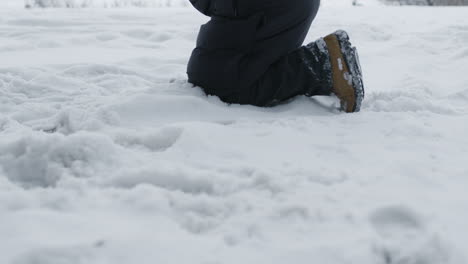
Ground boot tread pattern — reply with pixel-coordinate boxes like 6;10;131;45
334;30;365;112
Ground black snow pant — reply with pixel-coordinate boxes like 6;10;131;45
187;0;331;106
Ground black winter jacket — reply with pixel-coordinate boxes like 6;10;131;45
187;0;264;98
189;0;238;17
189;0;211;16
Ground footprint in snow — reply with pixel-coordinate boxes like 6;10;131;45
369;205;449;264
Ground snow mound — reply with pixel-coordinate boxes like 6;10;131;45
0;132;117;188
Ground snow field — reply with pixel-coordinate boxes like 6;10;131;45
1;5;468;264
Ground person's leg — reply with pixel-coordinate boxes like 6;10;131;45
235;42;332;106
228;1;365;111
222;0;328;106
188;0;364;111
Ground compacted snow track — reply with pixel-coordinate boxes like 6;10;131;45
1;5;468;264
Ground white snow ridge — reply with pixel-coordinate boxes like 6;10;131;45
1;3;468;264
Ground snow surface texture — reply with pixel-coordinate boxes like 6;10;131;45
1;4;468;264
0;0;23;8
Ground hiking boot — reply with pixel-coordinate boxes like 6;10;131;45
323;30;365;113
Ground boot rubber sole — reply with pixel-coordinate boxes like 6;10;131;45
323;30;364;113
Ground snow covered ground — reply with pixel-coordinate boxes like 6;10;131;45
1;3;468;264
